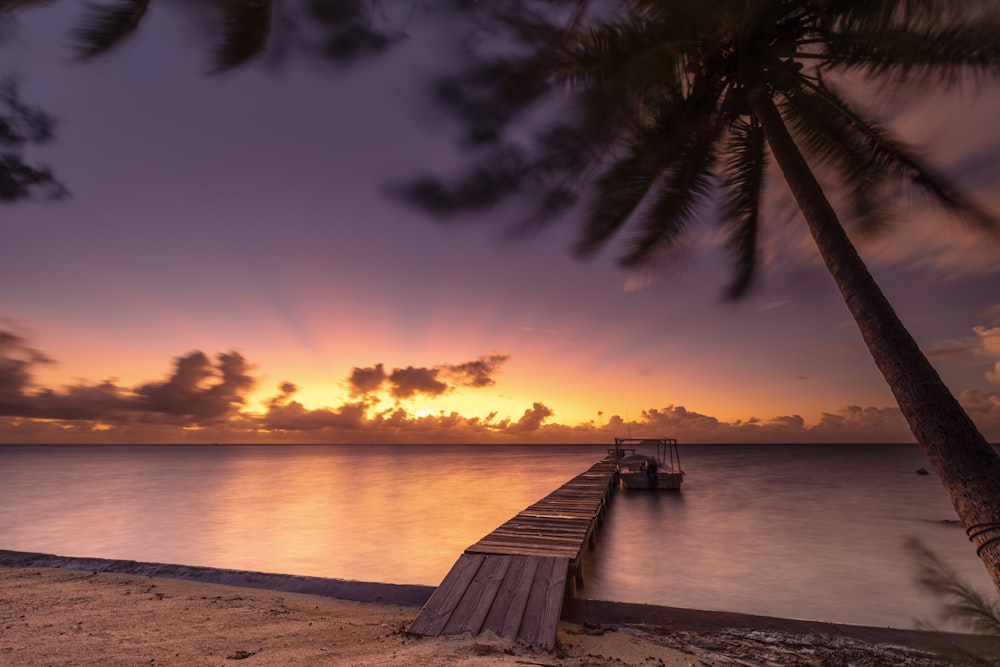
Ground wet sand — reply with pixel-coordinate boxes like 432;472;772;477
0;552;995;666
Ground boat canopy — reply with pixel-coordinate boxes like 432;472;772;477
611;437;681;472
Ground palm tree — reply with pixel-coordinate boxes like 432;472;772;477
399;0;1000;592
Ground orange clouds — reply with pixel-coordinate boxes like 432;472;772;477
346;354;510;400
975;325;1000;385
0;328;537;443
1;327;998;445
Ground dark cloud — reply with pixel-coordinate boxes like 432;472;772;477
348;363;387;396
26;381;130;421
134;351;255;423
0;327;131;420
766;414;806;430
507;402;552;433
388;365;447;398
0;332;257;426
441;354;510;388
264;401;367;431
348;355;509;399
0;355;32;405
0;328;51;401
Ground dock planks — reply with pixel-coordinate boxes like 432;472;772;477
408;455;618;650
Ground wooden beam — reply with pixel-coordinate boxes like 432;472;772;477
408;553;485;636
517;557;569;650
481;555;539;639
442;554;512;636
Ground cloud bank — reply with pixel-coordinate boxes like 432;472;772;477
1;328;998;445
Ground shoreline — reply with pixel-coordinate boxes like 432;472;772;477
3;549;998;665
0;549;433;606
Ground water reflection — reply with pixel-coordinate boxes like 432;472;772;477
582;444;992;628
1;444;994;628
0;445;604;586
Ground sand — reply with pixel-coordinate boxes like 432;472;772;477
2;564;988;666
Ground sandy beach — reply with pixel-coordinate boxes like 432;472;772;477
2;561;993;666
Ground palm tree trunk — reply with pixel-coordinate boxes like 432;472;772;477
747;84;1000;595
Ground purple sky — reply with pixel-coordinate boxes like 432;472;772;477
1;2;999;444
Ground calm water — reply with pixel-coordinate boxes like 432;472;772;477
0;443;995;628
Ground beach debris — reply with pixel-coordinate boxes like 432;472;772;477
644;627;947;666
226;649;257;660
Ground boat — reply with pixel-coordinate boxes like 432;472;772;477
610;437;684;490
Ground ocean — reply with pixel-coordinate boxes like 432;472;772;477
0;443;995;629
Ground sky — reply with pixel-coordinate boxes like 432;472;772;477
1;2;999;445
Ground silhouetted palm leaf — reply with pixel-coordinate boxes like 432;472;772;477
910;538;1000;637
622;90;722;267
212;0;272;72
907;537;1000;665
820;6;1000;84
0;78;65;201
575;90;692;259
73;0;149;60
0;0;53;13
783;79;996;233
721;116;765;299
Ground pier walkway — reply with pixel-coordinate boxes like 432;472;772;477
408;455;618;650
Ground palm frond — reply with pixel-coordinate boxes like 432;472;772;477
72;0;150;60
391;145;528;217
781;80;997;233
0;0;55;11
823;0;963;32
575;139;668;258
906;537;1000;665
618;80;725;266
575;82;714;259
0;78;54;145
819;21;1000;84
621;127;716;267
553;16;688;94
212;0;272;72
546;12;704;160
909;538;1000;636
779;85;889;229
0;153;65;200
510;122;597;232
813;0;1000;79
433;54;553;147
0;79;65;200
720;114;766;299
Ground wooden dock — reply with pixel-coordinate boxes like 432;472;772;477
408;455;618;650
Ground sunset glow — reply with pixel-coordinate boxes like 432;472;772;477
1;4;999;446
